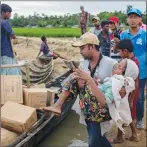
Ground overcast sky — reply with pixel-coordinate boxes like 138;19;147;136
1;1;146;17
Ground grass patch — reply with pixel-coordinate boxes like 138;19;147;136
13;28;82;37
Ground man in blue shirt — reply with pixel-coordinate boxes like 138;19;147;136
120;8;146;130
1;3;21;75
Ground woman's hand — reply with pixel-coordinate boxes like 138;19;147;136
119;87;126;98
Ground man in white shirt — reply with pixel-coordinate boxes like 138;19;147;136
89;16;101;36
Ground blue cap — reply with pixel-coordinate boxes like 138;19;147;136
127;8;142;17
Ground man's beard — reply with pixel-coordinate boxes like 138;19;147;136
83;55;92;60
95;24;100;28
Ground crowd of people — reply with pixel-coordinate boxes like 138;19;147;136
1;3;146;147
42;6;146;147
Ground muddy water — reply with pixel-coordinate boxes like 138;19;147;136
37;110;88;147
37;108;147;147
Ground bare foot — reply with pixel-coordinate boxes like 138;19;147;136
126;135;139;142
40;106;61;114
109;137;124;144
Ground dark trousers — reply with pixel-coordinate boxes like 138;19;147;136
86;120;112;147
136;78;147;121
80;25;87;34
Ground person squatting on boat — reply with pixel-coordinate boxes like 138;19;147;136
37;36;58;59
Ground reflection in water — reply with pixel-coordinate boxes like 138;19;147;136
68;139;88;147
37;110;88;147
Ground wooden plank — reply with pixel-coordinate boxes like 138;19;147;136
0;64;26;68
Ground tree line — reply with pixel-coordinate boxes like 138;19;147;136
10;5;146;28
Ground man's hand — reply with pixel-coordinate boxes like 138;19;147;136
129;100;133;109
77;79;86;89
113;37;119;43
113;37;120;53
11;34;16;39
128;90;135;110
73;69;92;82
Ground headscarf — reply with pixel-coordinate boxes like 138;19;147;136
125;58;139;80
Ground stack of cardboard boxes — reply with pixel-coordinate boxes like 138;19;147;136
1;75;58;146
1;101;38;146
1;75;57;107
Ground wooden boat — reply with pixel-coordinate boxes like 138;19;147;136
21;56;54;85
9;69;77;147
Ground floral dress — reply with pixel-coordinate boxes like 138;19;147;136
60;74;111;123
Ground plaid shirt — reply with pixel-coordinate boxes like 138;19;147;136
110;28;122;61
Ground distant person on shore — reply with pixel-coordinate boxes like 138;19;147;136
89;16;101;36
37;36;58;59
0;3;21;75
79;6;89;34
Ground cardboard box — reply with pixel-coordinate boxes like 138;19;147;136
32;83;46;88
1;128;18;147
1;75;23;104
46;87;60;106
1;101;37;133
23;88;56;108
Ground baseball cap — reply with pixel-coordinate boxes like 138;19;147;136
72;32;100;47
109;16;119;24
92;16;100;22
1;4;12;12
127;8;142;17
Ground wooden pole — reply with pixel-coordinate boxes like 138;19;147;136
0;64;26;68
25;63;30;88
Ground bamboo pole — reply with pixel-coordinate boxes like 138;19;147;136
25;63;30;88
0;64;26;68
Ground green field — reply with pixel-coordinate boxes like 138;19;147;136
13;28;82;37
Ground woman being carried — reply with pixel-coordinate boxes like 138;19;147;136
41;58;138;119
